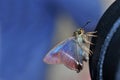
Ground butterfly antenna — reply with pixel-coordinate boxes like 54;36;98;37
82;20;91;28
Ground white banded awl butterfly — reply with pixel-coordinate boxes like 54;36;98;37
43;23;97;73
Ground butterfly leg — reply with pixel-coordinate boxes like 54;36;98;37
86;31;97;34
86;31;97;37
82;46;93;55
77;43;92;60
82;36;94;45
86;34;97;37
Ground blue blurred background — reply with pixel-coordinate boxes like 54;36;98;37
0;0;114;80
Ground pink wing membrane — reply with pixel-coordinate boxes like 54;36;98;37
43;37;81;70
43;52;61;64
59;50;79;70
43;38;68;64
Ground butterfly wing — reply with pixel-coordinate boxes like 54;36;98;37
43;37;83;72
43;37;70;64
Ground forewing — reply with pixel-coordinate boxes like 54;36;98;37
43;37;84;71
43;37;73;64
44;37;77;64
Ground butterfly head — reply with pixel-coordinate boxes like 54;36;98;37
73;28;85;37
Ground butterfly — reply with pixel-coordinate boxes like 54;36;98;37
43;28;97;73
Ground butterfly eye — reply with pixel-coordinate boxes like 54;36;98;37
78;31;81;34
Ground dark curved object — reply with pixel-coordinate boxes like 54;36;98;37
89;0;120;80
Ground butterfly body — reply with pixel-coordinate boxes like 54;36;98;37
43;28;96;73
